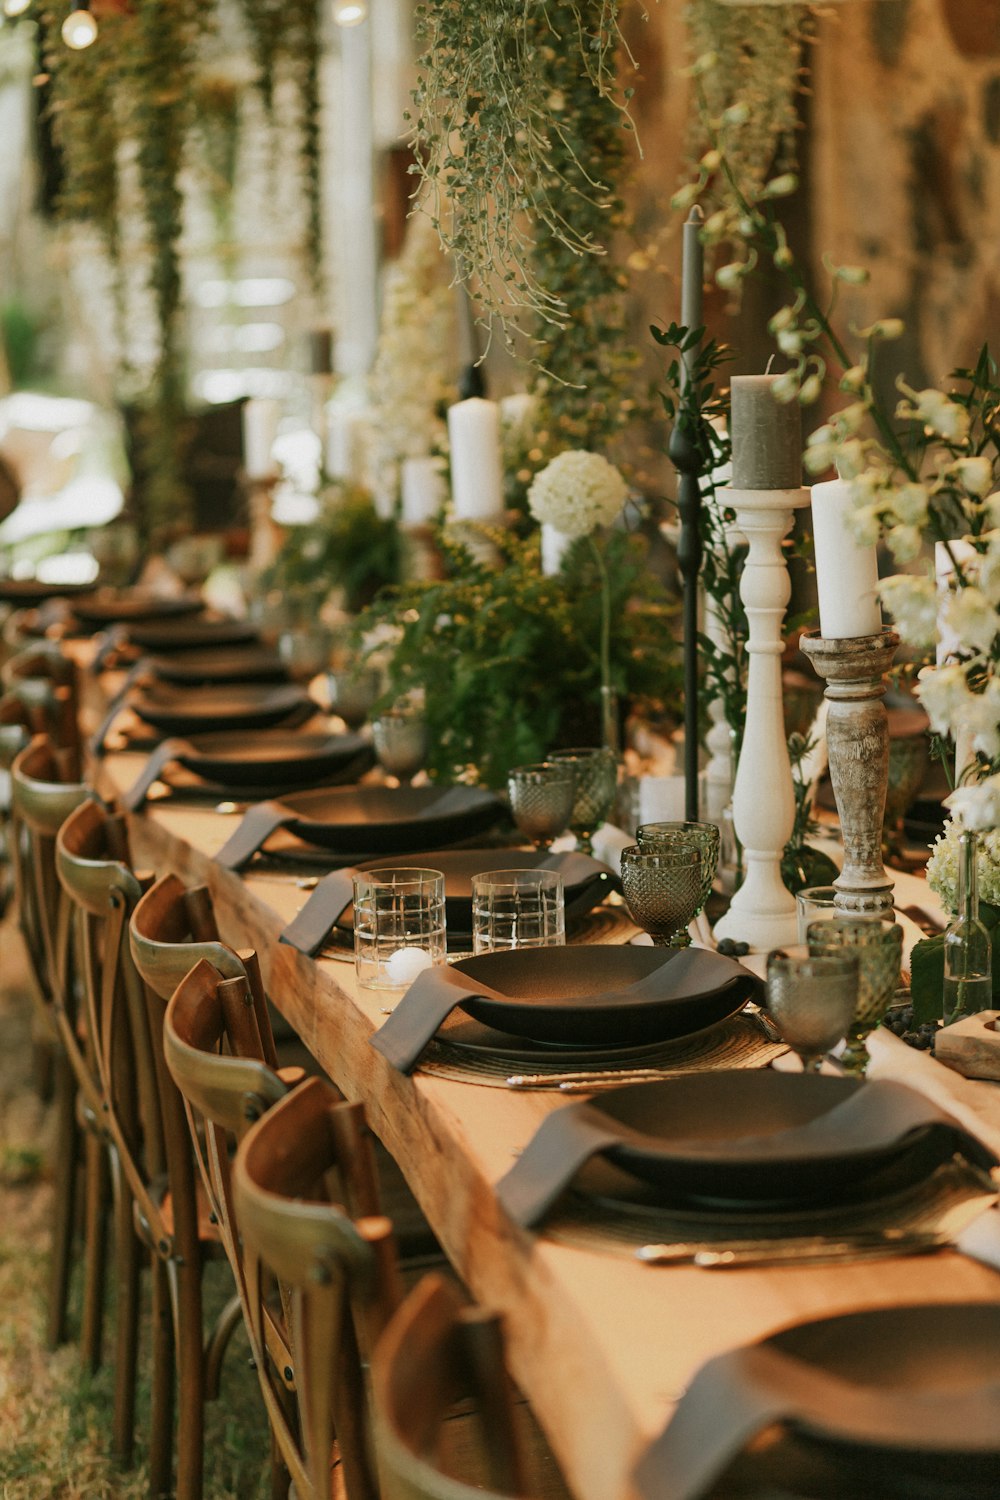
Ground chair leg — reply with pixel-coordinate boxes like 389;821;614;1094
203;1292;244;1401
173;1258;206;1500
149;1256;175;1500
111;1184;142;1467
32;1032;55;1101
46;1052;79;1350
80;1131;109;1373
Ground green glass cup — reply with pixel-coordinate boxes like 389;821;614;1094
806;916;904;1074
636;821;720;918
620;843;704;948
549;747;617;855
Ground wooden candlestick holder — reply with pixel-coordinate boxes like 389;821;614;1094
800;628;899;918
712;485;811;951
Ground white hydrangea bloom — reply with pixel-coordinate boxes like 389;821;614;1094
878;575;938;646
916;661;975;735
944;779;1000;839
527;450;627;538
927;815;1000;910
944;586;999;655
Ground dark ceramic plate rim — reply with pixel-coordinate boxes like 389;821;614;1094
72;594;203;625
0;578;95;602
275;785;505;853
175;729;370;785
127;618;259;651
148;647;288;684
129;682;310;732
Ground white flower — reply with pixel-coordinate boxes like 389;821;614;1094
888;482;930;527
986;492;1000;529
880;575;938;645
916;662;973;735
928;815;1000;909
527;450;627;538
945;777;1000;835
834;439;866;480
885;524;923;563
964;676;1000;760
944;587;999;655
978;539;1000;607
896;387;971;443
948;456;995;497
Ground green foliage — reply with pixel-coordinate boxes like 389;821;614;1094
354;527;680;789
410;0;639;453
262;487;402;616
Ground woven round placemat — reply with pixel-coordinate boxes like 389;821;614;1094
418;1011;786;1088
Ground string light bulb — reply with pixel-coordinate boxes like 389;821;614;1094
61;0;97;48
332;0;366;25
4;0;33;18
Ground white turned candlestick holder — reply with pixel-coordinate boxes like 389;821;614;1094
800;628;899;918
712;486;810;951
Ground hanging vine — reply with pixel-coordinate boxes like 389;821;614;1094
411;0;639;448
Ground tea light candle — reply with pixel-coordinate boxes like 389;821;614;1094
811;478;882;638
447;397;504;520
242;398;281;479
730;375;802;490
385;946;435;986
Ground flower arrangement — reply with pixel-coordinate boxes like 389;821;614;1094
927;821;1000;916
526;450;628;538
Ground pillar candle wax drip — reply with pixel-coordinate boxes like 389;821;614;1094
811;478;882;639
729;375;802;490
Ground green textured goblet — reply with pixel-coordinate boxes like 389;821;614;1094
806;916;904;1074
550;747;617;855
765;951;860;1073
326;667;382;731
507;762;577;851
636;821;720;918
372;706;430;787
620;843;703;948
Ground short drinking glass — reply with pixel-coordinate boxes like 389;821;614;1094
620;843;703;948
471;869;565;954
353;867;446;990
806;916;904;1074
765;950;861;1073
795;885;839;945
507;762;577;850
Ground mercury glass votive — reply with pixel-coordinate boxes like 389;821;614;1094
806;916;904;1074
620;843;704;948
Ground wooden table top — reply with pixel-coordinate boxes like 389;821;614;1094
91;740;1000;1500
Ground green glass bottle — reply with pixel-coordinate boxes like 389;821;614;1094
943;829;993;1024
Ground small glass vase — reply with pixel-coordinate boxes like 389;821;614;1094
943;829;993;1025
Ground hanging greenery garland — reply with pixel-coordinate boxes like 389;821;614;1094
411;0;638;451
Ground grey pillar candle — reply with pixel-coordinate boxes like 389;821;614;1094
730;375;803;490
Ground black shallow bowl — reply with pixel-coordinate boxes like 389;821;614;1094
148;647;287;686
0;578;95;604
129;682;311;735
278;784;505;855
448;945;755;1048
575;1072;947;1201
72;592;203;627
128;616;259;652
176;729;372;788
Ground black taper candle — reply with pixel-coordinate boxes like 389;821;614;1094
669;205;705;823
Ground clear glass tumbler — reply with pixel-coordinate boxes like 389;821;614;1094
795;884;839;945
353;867;446;990
471;869;565;954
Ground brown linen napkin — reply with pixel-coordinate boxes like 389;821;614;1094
632;1333;1000;1500
214;800;294;870
494;1080;999;1228
369;949;701;1074
280;868;359;955
120;737;192;811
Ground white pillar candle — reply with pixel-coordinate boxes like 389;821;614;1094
935;539;977;664
242;398;281;479
447;397;504;521
326;407;369;483
401;457;445;526
811;478;882;638
541;523;572;576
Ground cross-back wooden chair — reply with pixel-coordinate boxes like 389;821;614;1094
233;1076;406;1500
164;957;318;1499
129;871;271;1500
371;1274;532;1500
1;642;81;772
9;733;91;1351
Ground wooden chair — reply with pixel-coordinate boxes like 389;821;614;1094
1;642;81;772
9;734;90;1350
233;1076;405;1500
371;1274;532;1500
129;872;272;1500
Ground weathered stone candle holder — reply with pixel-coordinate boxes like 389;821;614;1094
800;627;900;918
712;485;811;952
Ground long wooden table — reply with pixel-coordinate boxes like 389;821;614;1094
94;745;1000;1500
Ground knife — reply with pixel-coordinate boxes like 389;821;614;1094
635;1227;952;1268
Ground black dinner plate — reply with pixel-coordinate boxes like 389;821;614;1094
0;578;96;604
172;729;371;788
447;946;755;1047
129;682;312;735
72;592;203;627
127;616;259;652
565;1072;947;1202
275;784;505;855
147;647;288;686
329;849;615;942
